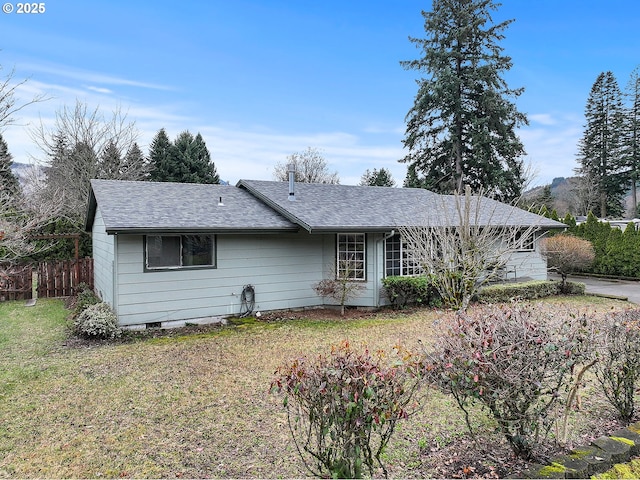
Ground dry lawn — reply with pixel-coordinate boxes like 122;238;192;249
0;296;635;478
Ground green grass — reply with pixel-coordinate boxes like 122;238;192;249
0;296;634;478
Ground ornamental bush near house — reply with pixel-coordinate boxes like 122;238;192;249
271;340;423;479
594;309;640;422
73;302;121;340
422;304;592;459
477;280;585;303
539;235;595;291
73;282;101;317
381;275;440;309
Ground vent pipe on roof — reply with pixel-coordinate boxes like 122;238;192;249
217;196;224;206
288;163;296;201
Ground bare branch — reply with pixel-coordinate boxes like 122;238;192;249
0;64;49;131
273;147;339;184
398;186;544;310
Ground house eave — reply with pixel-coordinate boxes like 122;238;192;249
104;226;300;235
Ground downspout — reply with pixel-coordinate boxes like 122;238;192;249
375;230;395;307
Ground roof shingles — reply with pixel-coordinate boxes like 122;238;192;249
88;179;298;233
87;179;566;234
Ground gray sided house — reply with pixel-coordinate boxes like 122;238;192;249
85;179;565;328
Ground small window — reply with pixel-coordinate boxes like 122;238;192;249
515;230;535;252
337;233;366;280
146;234;215;269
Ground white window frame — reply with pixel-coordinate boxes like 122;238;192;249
385;233;422;277
336;233;366;281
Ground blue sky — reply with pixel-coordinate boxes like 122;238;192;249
1;0;639;187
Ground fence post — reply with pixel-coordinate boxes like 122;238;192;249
32;268;38;300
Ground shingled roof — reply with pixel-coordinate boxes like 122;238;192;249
86;179;298;234
86;179;566;234
237;180;566;232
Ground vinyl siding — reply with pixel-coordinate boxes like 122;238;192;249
114;232;329;326
91;207;115;307
111;231;385;326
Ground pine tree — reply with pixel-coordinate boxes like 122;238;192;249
192;133;219;184
623;67;640;215
122;142;148;180
400;0;527;202
149;130;219;184
0;132;20;196
359;168;395;187
148;128;173;182
577;71;626;218
97;141;121;179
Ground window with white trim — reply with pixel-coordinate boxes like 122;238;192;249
146;234;216;269
515;230;535;252
337;233;366;280
385;233;422;277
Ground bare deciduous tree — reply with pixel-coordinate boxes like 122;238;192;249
0;189;62;265
273;147;339;184
398;186;543;310
0;63;48;130
30;100;148;222
568;173;601;216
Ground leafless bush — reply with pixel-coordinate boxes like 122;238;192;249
423;303;593;459
399;186;542;310
594;309;640;421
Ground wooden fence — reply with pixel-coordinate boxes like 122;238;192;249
0;258;94;301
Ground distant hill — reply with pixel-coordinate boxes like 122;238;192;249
10;161;31;176
525;176;637;217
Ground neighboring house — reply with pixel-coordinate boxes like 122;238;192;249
85;179;565;328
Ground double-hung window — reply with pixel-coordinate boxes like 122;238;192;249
385;233;422;277
336;233;366;280
146;234;216;270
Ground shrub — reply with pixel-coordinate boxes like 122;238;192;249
423;304;592;459
477;280;585;303
381;275;440;309
594;309;640;421
271;340;423;478
73;302;121;340
540;235;595;291
73;283;101;317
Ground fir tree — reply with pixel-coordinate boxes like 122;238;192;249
148;128;173;182
149;130;219;184
97;141;121;179
122;142;148;180
400;0;527;202
359;168;395;187
623;67;640;215
0;132;20;196
577;71;626;218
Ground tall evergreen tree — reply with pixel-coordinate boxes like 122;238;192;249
148;128;172;182
0;132;20;196
149;129;219;184
97;140;121;179
577;71;626;218
359;168;395;187
122;142;147;180
623;67;640;215
400;0;527;202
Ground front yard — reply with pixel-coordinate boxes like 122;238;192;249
0;296;635;478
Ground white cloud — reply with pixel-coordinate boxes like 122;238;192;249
85;86;113;94
18;63;174;91
519;112;583;187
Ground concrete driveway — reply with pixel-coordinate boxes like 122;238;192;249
560;275;640;305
